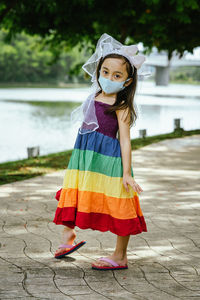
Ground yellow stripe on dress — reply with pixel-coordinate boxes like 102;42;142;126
63;169;137;199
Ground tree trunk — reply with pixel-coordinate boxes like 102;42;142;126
120;25;127;43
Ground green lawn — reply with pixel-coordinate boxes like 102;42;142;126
0;128;199;186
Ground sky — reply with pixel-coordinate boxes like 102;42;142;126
185;47;200;60
138;43;200;60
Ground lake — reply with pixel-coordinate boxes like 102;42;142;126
0;82;200;163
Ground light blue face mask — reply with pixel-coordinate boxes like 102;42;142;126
98;75;131;94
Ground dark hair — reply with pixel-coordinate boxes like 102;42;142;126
95;53;138;127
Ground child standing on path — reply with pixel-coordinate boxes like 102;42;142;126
53;33;147;270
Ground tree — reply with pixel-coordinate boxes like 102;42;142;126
0;29;89;83
0;0;199;62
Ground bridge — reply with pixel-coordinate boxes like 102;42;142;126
144;51;200;86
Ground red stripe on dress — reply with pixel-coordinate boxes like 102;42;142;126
53;207;147;236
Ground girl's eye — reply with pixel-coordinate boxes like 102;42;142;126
115;74;121;79
103;70;108;74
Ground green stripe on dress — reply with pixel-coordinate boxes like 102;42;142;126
68;149;134;178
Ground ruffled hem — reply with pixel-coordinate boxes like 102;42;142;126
53;207;147;236
55;188;62;201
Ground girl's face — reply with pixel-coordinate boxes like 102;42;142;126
100;58;132;85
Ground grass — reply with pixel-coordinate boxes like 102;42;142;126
0;128;199;186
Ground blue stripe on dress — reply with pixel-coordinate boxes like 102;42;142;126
74;130;121;157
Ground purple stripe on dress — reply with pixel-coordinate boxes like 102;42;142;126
94;101;119;139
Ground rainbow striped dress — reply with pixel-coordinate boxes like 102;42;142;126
53;99;147;236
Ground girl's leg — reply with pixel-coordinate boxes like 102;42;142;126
55;226;76;256
94;235;130;267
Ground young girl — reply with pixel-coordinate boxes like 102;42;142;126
53;33;147;270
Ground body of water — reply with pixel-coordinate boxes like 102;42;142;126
0;83;200;163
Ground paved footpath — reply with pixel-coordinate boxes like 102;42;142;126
0;135;200;300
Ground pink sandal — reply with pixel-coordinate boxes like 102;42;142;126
54;241;86;259
92;257;128;270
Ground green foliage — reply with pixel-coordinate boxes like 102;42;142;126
0;29;89;83
170;66;200;84
0;0;199;62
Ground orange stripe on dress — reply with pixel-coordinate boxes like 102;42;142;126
57;188;144;220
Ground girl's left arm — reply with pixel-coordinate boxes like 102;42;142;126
116;108;143;194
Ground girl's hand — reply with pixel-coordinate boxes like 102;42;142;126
123;174;143;194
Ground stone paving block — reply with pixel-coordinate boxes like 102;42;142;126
103;290;143;300
0;276;24;287
25;277;55;285
0;291;32;299
53;268;84;279
3;224;28;236
12;297;36;299
136;263;169;274
58;284;94;295
26;267;54;278
0;283;32;299
8;257;46;269
84;269;114;278
183;281;200;291
85;275;116;283
171;274;199;281
87;280;135;298
26;283;60;294
0;237;25;259
187;251;200;258
152;281;200;297
121;282;158;293
0;282;24;290
113;267;145;279
132;249;161;259
166;264;197;275
72;293;110;300
27;291;73;299
182;295;200;300
56;278;86;287
0;258;22;268
135;291;181;300
110;293;146;300
145;272;172;281
48;259;77;269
